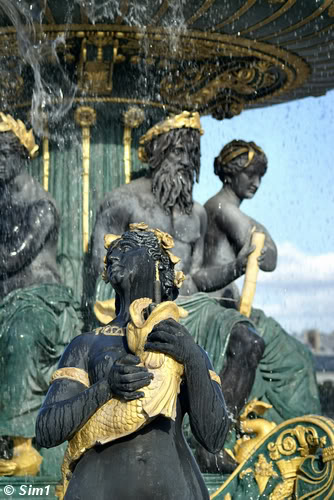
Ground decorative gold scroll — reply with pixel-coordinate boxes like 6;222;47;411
74;106;97;253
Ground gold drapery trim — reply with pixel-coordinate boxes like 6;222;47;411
50;367;90;388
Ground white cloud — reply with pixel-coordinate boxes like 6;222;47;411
258;242;334;285
236;242;334;333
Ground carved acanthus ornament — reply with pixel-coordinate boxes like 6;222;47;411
240;454;278;495
210;415;334;499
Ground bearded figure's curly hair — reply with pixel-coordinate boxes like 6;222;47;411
143;128;200;183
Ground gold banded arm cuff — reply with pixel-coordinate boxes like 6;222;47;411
50;367;90;388
209;369;221;386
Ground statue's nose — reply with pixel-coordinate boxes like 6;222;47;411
180;151;190;166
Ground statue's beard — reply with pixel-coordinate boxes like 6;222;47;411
151;163;194;215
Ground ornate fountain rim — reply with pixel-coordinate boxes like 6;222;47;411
0;25;310;118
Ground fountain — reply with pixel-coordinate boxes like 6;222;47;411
0;1;334;498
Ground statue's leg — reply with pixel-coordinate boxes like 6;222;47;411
195;322;265;474
220;323;265;418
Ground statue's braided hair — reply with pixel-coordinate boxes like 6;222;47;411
105;229;179;302
214;139;267;184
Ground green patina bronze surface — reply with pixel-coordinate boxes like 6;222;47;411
0;283;82;477
0;284;82;437
178;293;321;429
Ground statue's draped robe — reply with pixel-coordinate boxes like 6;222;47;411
177;293;320;429
0;283;82;437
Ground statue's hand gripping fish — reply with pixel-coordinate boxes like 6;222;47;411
61;298;187;488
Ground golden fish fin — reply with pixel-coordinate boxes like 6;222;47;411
142;365;182;420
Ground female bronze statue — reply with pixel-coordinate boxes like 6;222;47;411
204;139;277;302
36;224;229;500
194;140;320;472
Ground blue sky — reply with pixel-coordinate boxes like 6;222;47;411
194;91;334;334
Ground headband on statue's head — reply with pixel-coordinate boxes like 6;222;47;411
138;111;204;164
0;113;39;159
102;222;185;289
218;140;264;170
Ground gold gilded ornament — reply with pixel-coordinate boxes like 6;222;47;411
254;454;278;495
94;298;117;324
234;399;277;463
129;222;149;231
218;140;264;170
209;370;221;386
174;270;185;288
138;111;204;163
0;438;42;477
153;228;175;250
123;106;145;184
51;367;90;388
239;454;278;495
0;113;39;158
323;444;334;463
123;106;145;129
104;233;121;249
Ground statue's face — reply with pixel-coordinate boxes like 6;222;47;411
108;238;155;294
151;129;200;215
230;162;266;200
162;132;199;176
0;147;22;184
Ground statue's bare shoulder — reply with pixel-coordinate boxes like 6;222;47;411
14;172;57;206
207;192;255;250
99;177;151;213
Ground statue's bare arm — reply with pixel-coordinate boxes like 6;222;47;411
217;204;277;272
35;335;111;448
0;199;59;275
184;346;230;453
36;335;152;448
180;204;207;294
145;320;230;453
190;204;250;292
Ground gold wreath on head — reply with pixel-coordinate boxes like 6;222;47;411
128;223;181;265
104;233;121;249
0;113;39;159
138;111;204;164
220;141;264;170
102;223;185;287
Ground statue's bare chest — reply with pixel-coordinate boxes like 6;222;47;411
133;200;201;246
